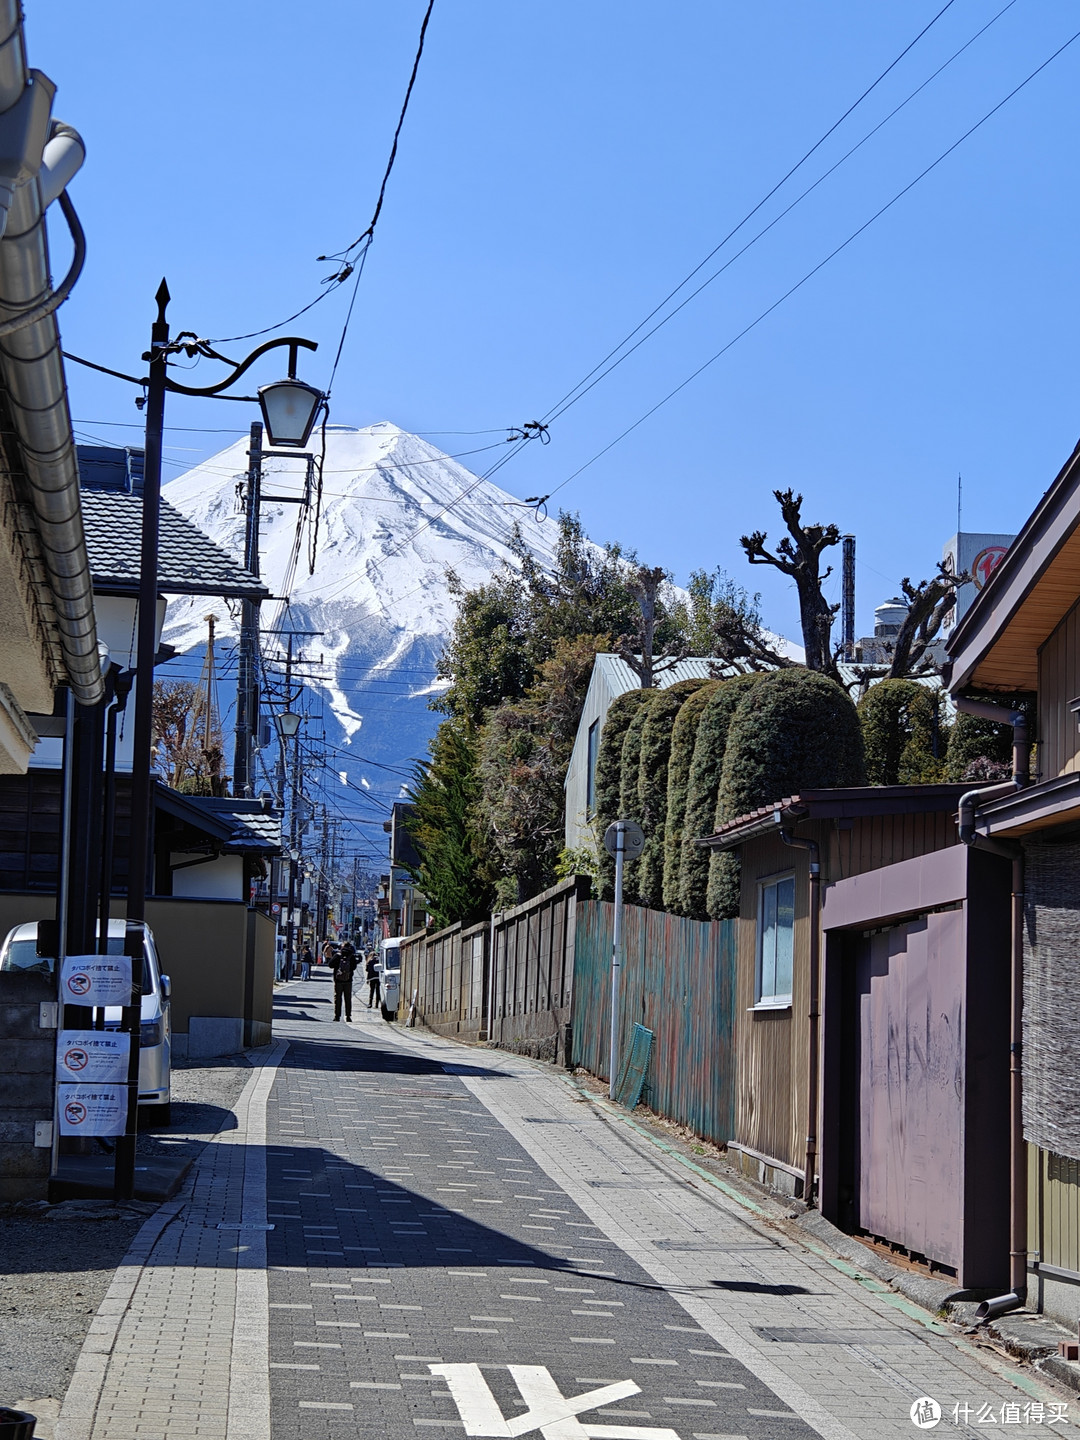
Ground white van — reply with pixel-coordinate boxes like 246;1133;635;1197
379;937;401;1021
0;919;172;1123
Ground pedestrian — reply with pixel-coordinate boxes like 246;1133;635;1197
365;951;381;1010
332;941;357;1022
300;944;313;982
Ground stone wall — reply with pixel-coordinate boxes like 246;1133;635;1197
0;969;55;1199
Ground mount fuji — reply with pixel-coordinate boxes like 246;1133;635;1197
161;423;559;822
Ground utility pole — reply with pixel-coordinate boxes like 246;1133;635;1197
233;421;263;797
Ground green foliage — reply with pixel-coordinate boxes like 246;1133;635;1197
636;680;708;908
436;513;658;727
662;681;721;911
858;679;948;786
555;845;602;897
475;634;606;907
406;721;494;929
617;693;661;901
707;669;866;919
945;696;1023;782
593;688;656;899
679;673;767;919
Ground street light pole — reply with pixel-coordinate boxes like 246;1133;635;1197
609;822;625;1102
233;420;263;796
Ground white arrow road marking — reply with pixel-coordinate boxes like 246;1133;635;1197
430;1364;680;1439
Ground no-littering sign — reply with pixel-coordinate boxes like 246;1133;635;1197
57;1083;127;1136
60;954;132;1007
56;1029;130;1083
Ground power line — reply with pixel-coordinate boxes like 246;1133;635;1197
538;24;1080;506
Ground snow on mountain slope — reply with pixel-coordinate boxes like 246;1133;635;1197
162;423;559;797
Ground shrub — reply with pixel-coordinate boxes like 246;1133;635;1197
617;691;661;901
858;679;948;786
662;681;722;911
636;679;709;908
707;669;866;919
679;673;767;919
593;688;656;897
945;692;1031;781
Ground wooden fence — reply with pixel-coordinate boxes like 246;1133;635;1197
572;902;737;1148
489;877;589;1065
398;919;489;1042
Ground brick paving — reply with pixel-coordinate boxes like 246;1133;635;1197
56;970;1080;1439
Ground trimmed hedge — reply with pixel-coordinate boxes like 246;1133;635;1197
662;680;722;911
593;687;656;898
617;692;661;902
707;669;866;919
636;679;708;909
858;679;947;786
679;673;767;919
944;694;1024;781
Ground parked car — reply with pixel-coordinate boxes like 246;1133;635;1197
379;937;401;1021
0;919;172;1123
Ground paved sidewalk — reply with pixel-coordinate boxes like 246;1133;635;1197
54;971;1080;1440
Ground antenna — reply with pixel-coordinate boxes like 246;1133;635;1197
957;472;962;536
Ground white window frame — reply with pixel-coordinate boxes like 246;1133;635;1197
586;719;600;816
755;871;795;1008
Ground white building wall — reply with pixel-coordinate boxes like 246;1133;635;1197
170;853;244;900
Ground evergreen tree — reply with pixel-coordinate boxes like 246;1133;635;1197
662;680;721;912
708;669;865;918
617;693;660;902
405;721;494;928
858;679;947;785
679;673;767;919
636;679;707;908
944;692;1031;781
593;688;655;898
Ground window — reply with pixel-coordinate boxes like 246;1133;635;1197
586;719;600;816
757;873;794;1006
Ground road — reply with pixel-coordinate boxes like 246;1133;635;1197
56;970;1080;1440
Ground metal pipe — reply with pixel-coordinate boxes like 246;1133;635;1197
0;7;99;703
1010;854;1026;1300
780;829;821;1206
609;823;625;1101
975;1292;1023;1322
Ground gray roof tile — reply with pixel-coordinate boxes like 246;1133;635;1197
80;491;267;599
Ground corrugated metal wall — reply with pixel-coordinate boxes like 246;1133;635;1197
571;901;737;1147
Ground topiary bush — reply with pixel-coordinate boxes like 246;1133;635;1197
858;679;948;786
593;687;656;898
662;680;721;911
635;679;708;909
678;672;767;919
617;691;661;902
707;669;866;919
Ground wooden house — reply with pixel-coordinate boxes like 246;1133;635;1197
945;432;1080;1323
704;782;1014;1290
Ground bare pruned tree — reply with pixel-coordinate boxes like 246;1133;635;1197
740;489;841;679
885;563;971;678
615;565;688;688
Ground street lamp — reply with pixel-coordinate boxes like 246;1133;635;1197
276;710;302;740
259;376;323;448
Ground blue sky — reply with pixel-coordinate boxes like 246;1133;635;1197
29;1;1080;644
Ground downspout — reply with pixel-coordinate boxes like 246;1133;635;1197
955;694;1031;1318
780;828;821;1207
0;4;100;704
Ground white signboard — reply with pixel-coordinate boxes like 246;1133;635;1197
56;1030;130;1083
58;1083;127;1137
60;954;132;1007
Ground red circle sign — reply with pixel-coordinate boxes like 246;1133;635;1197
972;546;1008;589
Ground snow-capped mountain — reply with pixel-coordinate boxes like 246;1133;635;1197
162;423;559;803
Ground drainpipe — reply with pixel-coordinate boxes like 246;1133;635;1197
780;829;821;1207
0;4;100;705
956;694;1031;1317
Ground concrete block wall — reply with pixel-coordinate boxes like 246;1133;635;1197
0;970;55;1199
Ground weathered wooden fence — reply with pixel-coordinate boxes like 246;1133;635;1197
572;903;737;1148
489;877;589;1065
397;878;736;1147
398;919;489;1042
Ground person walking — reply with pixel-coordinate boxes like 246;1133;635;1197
365;951;381;1010
300;944;313;982
332;941;357;1022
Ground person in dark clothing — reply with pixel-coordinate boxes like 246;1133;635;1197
365;952;381;1009
332;942;357;1021
300;945;313;981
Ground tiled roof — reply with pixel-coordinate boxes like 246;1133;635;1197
701;784;970;850
155;787;282;853
80;491;268;600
